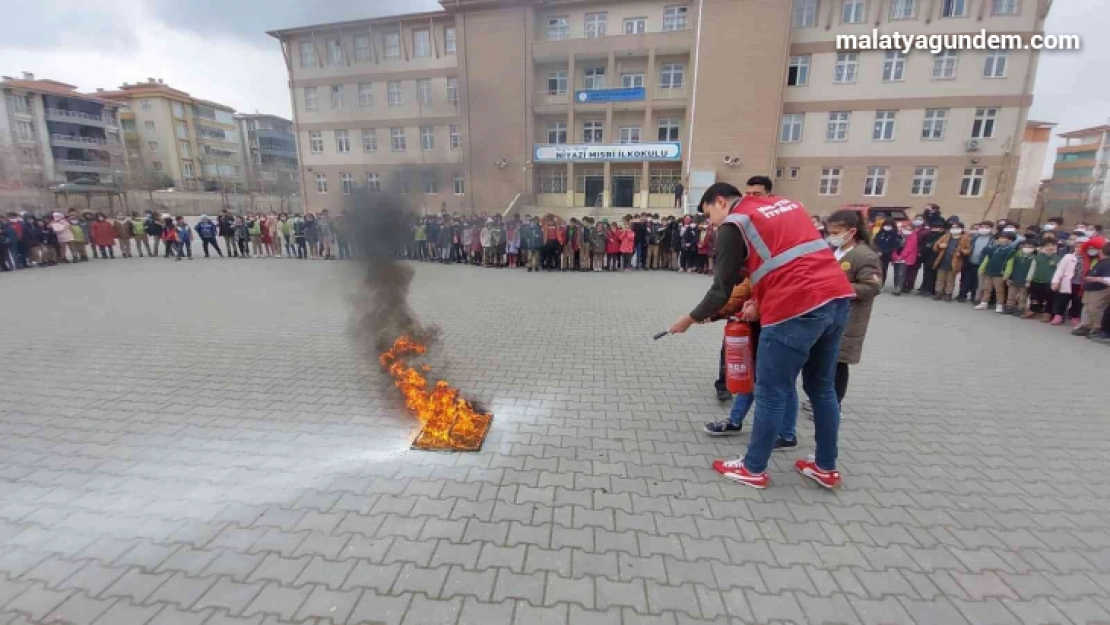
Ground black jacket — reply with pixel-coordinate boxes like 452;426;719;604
873;228;901;256
217;215;235;237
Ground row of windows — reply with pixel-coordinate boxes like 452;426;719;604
787;49;1009;87
537;170;683;194
303;78;458;111
315;171;465;196
544;64;685;94
299;26;456;67
779;108;998;143
543;118;682;144
308;126;462;154
780;165;989;198
793;0;1020;28
545;6;688;40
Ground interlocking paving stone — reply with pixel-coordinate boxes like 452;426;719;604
2;258;1110;624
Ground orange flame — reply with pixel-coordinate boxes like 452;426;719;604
379;336;492;451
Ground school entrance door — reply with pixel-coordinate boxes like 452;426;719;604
612;176;635;208
584;176;604;208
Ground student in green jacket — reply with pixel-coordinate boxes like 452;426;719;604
975;231;1017;313
1006;240;1036;315
1025;238;1060;322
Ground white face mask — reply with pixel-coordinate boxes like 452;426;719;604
1086;229;1097;237
882;225;893;231
1090;249;1101;257
1003;227;1017;233
978;228;991;235
912;220;923;227
950;228;963;236
826;232;851;248
1043;224;1057;231
900;229;911;236
1021;247;1035;255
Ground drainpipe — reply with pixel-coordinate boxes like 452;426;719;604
683;0;705;215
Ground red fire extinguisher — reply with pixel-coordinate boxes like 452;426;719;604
724;318;754;395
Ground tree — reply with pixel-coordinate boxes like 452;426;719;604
124;168;173;210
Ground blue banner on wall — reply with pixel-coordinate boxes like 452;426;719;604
574;88;645;104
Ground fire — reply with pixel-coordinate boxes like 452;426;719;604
379;336;492;451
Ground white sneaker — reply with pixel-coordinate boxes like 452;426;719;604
974;303;988;310
995;305;1005;313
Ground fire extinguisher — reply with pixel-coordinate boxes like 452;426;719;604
724;318;754;395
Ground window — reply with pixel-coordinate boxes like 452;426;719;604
391;127;406;151
362;129;377;152
180;143;190;158
548;121;567;144
819;167;842;195
780;114;804;143
660;64;685;89
775;167;785;180
176;121;188;139
972;108;998;138
891;0;916;18
447;77;459;103
395;171;410;194
310;131;323;153
182;161;194;178
450;125;461;149
354;83;373;109
912;167;937;196
583;121;604;143
658;118;680;141
413;30;431;58
315;173;328;194
842;0;866;23
547;71;568;95
144;120;155;132
548;16;569;40
172;102;184;118
790;167;800;179
942;0;967;17
663;6;688;31
585;12;608;38
152;161;162;172
384;32;401;59
624;18;647;34
141;99;152;110
367;173;381;193
992;0;1018;15
873;111;896;141
11;95;29;114
540;170;569;193
787;56;810;86
445;27;457;54
148;141;159;151
793;0;818;28
933;50;958;79
421;126;435;151
883;51;907;82
355;35;371;61
335;130;350;153
584;68;606;90
305;87;318;111
341;172;354;194
388;82;402;106
961;167;985;196
327;39;342;65
621;73;645;88
826;112;850;141
331;85;344;109
864;166;888;196
922;109;948;139
454;175;465;195
417;79;432;105
618;126;642;144
984;51;1008;78
14;120;34;138
834;53;859;83
423;171;437;194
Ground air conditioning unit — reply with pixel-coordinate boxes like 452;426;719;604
965;139;981;152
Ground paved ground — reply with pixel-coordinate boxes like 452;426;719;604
1;256;1110;625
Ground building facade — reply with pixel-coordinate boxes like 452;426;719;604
271;0;1047;219
98;80;246;192
235;113;300;194
1009;119;1054;212
0;73;127;189
1044;124;1110;216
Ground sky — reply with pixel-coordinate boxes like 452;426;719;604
3;0;1106;178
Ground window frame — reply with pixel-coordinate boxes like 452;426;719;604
621;72;645;89
413;29;431;58
618;126;642;144
335;129;350;154
445;27;457;54
984;50;1008;78
834;53;859;84
624;17;647;34
454;175;465;195
391;127;407;152
341;172;355;195
780;113;804;143
547;71;568;95
299;41;317;67
330;84;344;109
420;126;435;151
826;111;850;142
912;166;938;196
384;32;401;60
367;173;381;193
793;0;818;28
788;55;811;86
547;16;569;40
660;63;685;89
662;5;688;31
842;0;866;24
583;120;604;144
327;39;343;66
585;12;608;38
942;0;968;17
819;167;843;196
873;110;897;141
423;171;438;195
890;0;917;18
388;81;403;107
864;166;888;197
362;129;378;152
417;78;433;105
315;173;328;194
548;121;568;144
933;50;959;79
309;131;323;154
658;118;681;142
148;140;159;151
992;0;1019;15
922;108;948;140
447;77;459;103
354;35;371;61
584;67;606;91
971;107;998;139
450;124;462;149
883;51;907;82
358;83;374;108
304;87;318;111
960;167;986;197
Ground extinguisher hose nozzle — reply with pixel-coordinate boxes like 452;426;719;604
652;331;669;340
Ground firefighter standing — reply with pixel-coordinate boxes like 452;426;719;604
668;177;855;490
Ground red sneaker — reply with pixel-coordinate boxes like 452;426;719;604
795;456;841;489
712;457;769;489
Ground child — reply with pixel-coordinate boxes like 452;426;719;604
825;209;882;407
90;213;117;259
1007;240;1036;316
114;215;132;258
930;222;970;301
696;222;712;274
592;222;607;272
605;222;620;271
131;214;149;257
1052;236;1087;327
69;216;89;262
175;217;193;260
1025;238;1059;321
619;222;635;272
236;216;252;258
975;231;1017;312
160;217;178;258
249;215;264;257
680;217;699;272
1074;242;1110;339
890;222;916;296
37;219;55;266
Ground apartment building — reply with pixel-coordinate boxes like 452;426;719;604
0;73;127;189
235;113;299;192
98;80;246;192
271;0;1045;218
1044;124;1110;215
1009;119;1054;212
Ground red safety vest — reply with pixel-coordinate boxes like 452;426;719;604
724;195;853;326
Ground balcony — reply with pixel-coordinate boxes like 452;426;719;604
653;85;688;101
45;108;117;129
533;28;693;63
50;134;124;152
55;159;114;174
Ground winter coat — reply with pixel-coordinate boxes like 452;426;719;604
872;227;901;257
1052;253;1079;294
195;221;218;239
606;229;621;254
70;224;86;243
113;220;132;240
697;227;715;256
144;217;163;237
90;221;116;247
837;244;882;365
891;230;917;264
217;215;235;237
52;220;73;244
619;229;635;254
304;220;319;242
680;225;699;252
931;233;973;272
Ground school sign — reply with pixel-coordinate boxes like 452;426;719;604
533;142;681;163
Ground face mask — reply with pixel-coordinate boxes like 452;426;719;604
882;225;893;231
1043;224;1057;231
1090;249;1101;257
912;220;923;227
974;228;989;236
1003;227;1016;233
826;233;848;248
1077;236;1090;244
1021;247;1035;255
1086;230;1097;237
950;228;963;236
900;229;912;236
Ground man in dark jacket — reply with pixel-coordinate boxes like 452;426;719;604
217;210;237;257
144;211;163;257
632;214;647;270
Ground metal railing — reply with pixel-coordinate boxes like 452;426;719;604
50;134;121;147
45;108;116;125
534;91;570;105
654;84;688;99
55;159;113;171
541;23;689;42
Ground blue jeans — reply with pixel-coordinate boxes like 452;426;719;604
727;388;798;441
743;298;850;474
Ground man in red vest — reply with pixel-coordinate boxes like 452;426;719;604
669;177;854;490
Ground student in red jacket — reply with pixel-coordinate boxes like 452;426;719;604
90;213;117;259
619;222;636;272
605;221;621;271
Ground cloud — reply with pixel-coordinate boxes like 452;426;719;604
0;0;141;52
144;0;441;46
